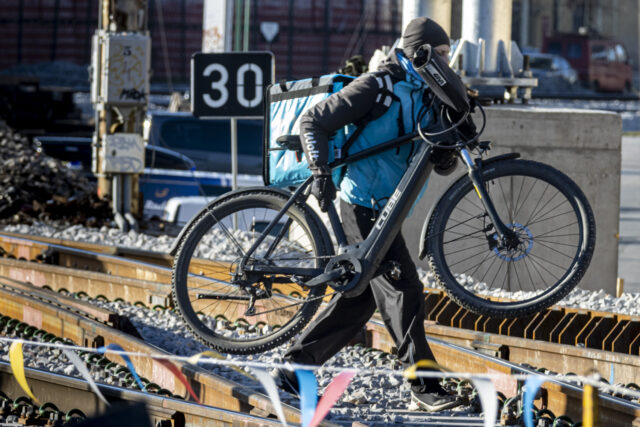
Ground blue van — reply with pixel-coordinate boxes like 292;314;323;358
143;111;264;175
34;135;261;220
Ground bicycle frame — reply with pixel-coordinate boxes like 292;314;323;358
226;118;515;297
239;131;469;282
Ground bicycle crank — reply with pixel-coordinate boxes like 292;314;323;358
323;254;363;294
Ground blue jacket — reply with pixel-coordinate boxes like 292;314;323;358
300;50;436;209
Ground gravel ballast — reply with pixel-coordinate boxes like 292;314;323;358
1;221;638;425
2;222;638;315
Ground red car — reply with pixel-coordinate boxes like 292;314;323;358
543;33;633;92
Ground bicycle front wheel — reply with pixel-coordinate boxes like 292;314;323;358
425;159;596;317
172;188;333;354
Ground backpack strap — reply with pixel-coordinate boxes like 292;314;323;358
279;78;288;92
341;70;404;158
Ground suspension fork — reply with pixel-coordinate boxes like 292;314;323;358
459;149;512;241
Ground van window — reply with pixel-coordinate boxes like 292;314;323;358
145;148;192;170
529;56;553;70
615;44;627;62
591;45;607;60
547;41;563;56
159;119;263;156
566;43;582;59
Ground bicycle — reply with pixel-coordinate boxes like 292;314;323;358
170;99;595;355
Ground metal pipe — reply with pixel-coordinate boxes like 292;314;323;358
243;0;250;51
322;0;330;74
122;174;138;232
402;0;452;36
112;175;127;231
51;0;60;61
461;0;512;75
287;0;294;78
17;0;23;63
230;117;238;229
234;0;242;51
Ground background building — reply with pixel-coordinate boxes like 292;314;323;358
0;0;637;86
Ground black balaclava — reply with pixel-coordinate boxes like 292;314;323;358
402;17;450;59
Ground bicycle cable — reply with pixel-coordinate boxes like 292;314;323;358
416;100;487;150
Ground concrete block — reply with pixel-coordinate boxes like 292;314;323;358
402;105;622;295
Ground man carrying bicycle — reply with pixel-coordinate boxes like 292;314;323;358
274;17;475;412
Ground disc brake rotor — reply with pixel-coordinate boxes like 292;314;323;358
491;222;533;262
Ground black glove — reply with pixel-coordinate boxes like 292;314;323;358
311;173;336;212
447;107;477;141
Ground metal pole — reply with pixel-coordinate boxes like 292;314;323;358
287;0;294;78
234;0;242;51
243;0;250;51
122;174;138;232
112;175;128;231
582;383;599;427
93;0;148;231
402;0;452;36
231;117;238;192
461;0;512;75
230;117;238;229
520;0;529;48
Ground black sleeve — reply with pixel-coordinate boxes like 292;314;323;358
299;74;379;174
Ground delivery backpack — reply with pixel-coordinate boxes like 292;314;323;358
263;72;401;188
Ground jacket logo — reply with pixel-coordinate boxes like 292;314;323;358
375;189;402;230
303;132;320;162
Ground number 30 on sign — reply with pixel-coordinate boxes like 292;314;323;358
191;52;274;118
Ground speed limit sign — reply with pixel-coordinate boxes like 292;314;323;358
191;52;274;118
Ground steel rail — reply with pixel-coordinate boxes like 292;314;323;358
0;361;284;426
2;232;640;359
363;318;640;424
0;279;334;426
3;232;640;423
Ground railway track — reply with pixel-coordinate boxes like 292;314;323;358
0;276;317;426
1;231;640;424
0;361;284;426
2;231;639;359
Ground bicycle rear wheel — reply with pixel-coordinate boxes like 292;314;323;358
425;159;595;317
172;188;333;354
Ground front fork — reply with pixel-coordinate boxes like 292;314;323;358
459;149;512;241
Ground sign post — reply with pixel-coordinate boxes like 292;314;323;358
191;52;274;226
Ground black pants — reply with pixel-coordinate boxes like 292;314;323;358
285;200;437;387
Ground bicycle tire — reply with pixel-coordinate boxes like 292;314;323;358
425;159;596;317
172;188;333;354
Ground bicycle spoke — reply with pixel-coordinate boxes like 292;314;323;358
526;251;568;275
527;209;575;227
527;198;570;226
535;222;579;239
443;241;488;257
204;207;248;257
534;238;579;248
533;240;575;260
524;184;556;225
497;178;514;224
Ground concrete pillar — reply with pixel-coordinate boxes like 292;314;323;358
461;0;513;74
402;0;452;36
